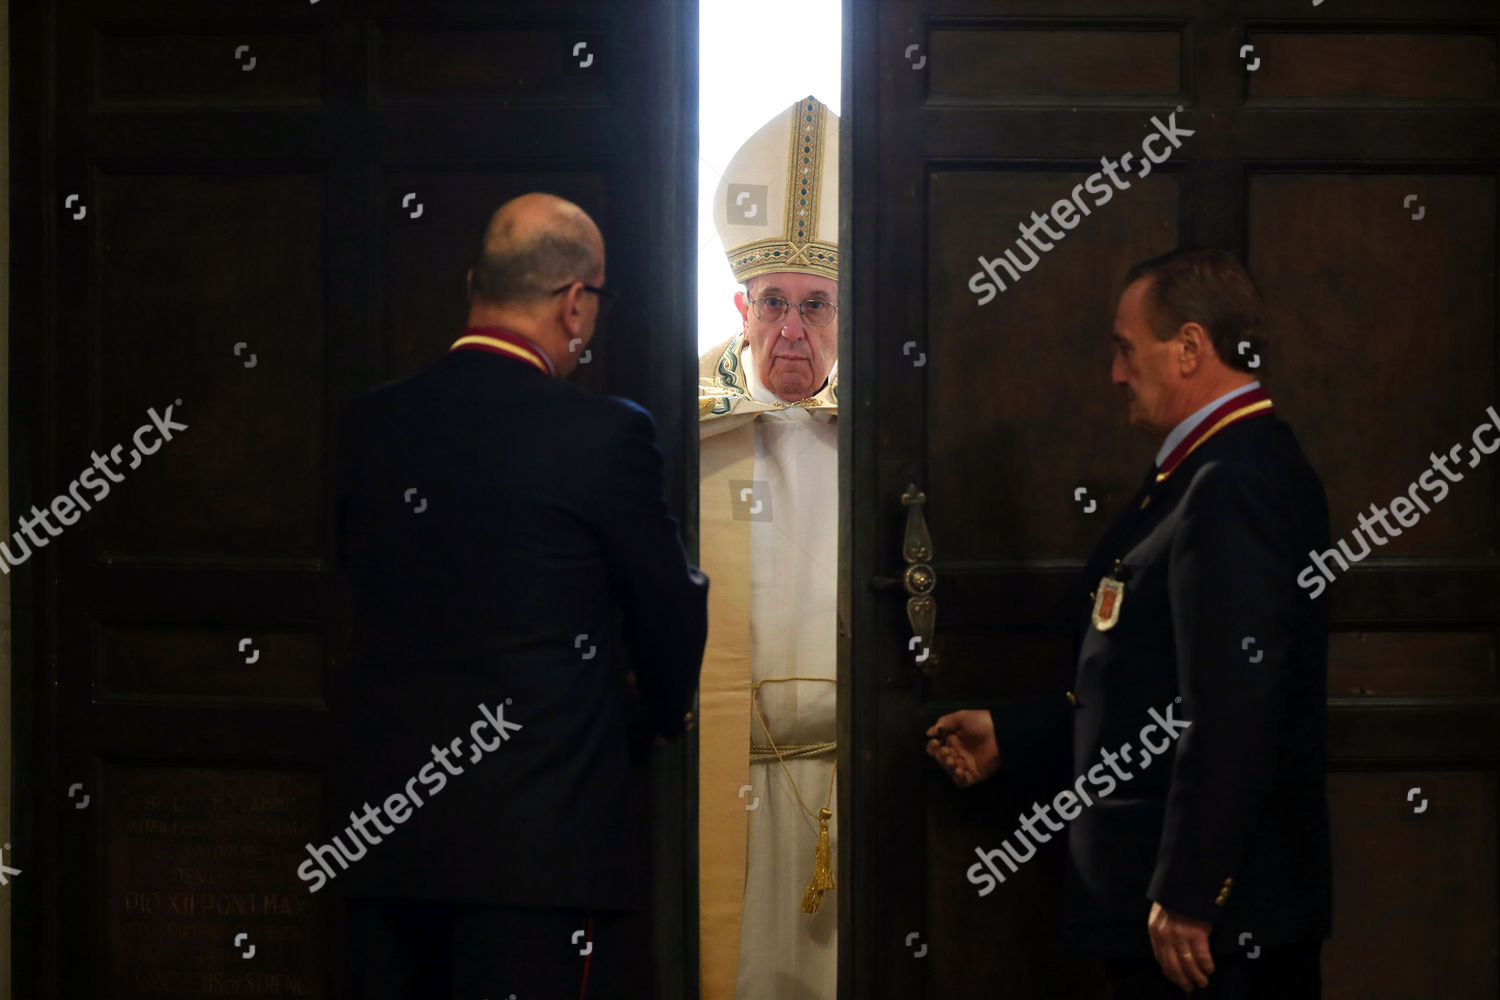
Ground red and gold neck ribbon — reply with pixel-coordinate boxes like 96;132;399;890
449;327;554;376
1156;386;1274;482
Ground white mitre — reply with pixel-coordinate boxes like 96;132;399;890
713;94;838;283
700;95;839;428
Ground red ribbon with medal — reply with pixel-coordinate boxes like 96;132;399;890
1091;386;1275;634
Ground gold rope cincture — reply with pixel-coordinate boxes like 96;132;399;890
748;742;835;760
749;676;838;913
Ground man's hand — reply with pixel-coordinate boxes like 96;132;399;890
924;710;1000;788
1147;901;1214;992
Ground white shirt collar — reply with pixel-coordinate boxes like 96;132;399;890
741;337;836;405
1154;381;1261;468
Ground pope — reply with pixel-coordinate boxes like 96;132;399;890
696;95;841;1000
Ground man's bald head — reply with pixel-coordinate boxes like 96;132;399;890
469;193;604;307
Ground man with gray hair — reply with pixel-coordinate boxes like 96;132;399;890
334;192;708;998
929;248;1331;997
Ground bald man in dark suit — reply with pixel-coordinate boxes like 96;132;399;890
332;193;708;999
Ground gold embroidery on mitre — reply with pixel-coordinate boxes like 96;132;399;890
726;97;839;284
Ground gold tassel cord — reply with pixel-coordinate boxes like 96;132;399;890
751;676;839;915
800;807;836;913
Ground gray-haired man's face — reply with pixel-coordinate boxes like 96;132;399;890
734;272;838;402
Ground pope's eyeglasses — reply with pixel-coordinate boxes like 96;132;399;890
747;294;837;328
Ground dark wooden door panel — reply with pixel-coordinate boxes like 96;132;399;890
1325;769;1498;998
844;1;1500;997
93;167;327;562
12;2;696;998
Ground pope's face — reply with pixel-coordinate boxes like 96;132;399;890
736;272;839;402
1111;276;1181;438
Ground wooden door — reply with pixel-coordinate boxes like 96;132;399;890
8;2;698;997
842;0;1500;997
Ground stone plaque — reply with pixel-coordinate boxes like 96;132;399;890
108;766;324;998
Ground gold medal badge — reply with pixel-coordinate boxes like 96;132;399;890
1092;577;1124;631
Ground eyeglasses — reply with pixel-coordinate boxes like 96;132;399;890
747;294;837;328
551;282;617;319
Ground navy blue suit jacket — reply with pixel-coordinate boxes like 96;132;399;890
331;346;708;910
989;413;1332;957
